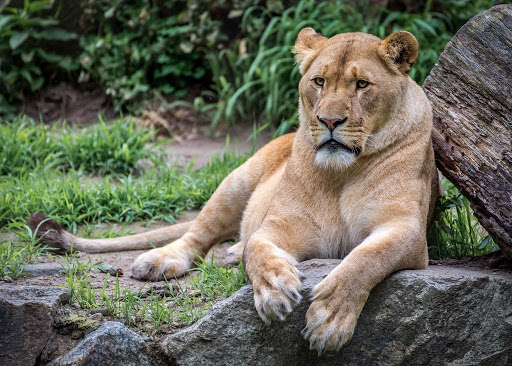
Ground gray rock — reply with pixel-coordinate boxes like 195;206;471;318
23;262;64;277
2;275;13;283
0;285;70;366
163;259;512;365
50;321;150;366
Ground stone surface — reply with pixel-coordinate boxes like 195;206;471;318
163;259;512;365
0;285;70;366
50;321;150;366
23;262;64;277
423;5;512;258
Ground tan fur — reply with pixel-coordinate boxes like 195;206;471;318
30;29;438;354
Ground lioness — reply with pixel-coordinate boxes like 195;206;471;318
30;29;438;353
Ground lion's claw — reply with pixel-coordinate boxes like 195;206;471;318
303;272;366;354
252;258;303;324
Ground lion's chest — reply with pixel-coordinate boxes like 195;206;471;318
240;164;374;260
310;188;372;259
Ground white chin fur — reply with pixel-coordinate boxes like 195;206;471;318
315;149;355;170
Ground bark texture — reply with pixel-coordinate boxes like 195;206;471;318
423;5;512;258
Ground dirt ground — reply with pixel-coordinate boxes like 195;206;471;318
14;211;201;293
163;122;272;168
21;83;117;125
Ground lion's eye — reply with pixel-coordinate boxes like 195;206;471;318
313;77;325;87
356;80;369;89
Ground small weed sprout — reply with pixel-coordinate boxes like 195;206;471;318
0;220;56;279
60;249;246;333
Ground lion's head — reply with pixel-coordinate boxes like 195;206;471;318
293;29;419;170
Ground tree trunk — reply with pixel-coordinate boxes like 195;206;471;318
423;5;512;259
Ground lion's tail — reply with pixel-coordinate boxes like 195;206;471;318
27;213;193;253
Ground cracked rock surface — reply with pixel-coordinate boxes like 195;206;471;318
49;321;151;366
163;259;512;366
0;285;70;366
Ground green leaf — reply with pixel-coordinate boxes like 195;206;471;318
20;69;33;83
160;84;175;94
478;235;492;250
9;31;29;50
104;7;115;19
37;49;61;63
412;18;438;37
21;50;35;63
154;65;176;78
28;0;52;13
31;18;57;27
57;56;78;71
38;28;77;41
0;15;12;30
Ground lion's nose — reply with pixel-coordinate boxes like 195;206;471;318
317;116;347;131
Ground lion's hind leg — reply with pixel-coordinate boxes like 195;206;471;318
131;156;268;281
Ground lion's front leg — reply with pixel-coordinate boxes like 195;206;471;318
244;233;305;324
303;262;369;353
304;222;428;354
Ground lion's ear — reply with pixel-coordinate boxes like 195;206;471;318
293;28;327;74
379;31;418;74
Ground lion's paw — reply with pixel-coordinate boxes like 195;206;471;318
225;242;244;264
251;257;303;324
302;275;366;354
131;246;191;281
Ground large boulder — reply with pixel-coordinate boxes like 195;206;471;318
0;285;70;366
49;321;150;366
423;5;512;258
163;259;512;365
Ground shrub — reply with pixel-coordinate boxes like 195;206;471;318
0;0;77;117
78;0;228;112
208;0;506;132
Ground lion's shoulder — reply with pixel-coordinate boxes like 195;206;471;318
255;132;295;181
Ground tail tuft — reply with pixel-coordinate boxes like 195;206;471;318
28;213;67;251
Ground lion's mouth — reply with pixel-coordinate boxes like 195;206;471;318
318;139;361;156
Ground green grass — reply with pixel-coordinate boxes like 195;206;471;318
191;252;247;301
0;151;247;230
428;179;499;259
0;114;249;328
0;221;56;278
61;250;246;331
0;116;158;177
0;114;247;300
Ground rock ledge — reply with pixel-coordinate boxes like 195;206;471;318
163;259;512;366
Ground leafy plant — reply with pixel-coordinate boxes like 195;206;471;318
208;0;506;132
0;0;77;116
428;178;498;259
0;220;55;279
55;117;158;174
191;252;247;301
78;0;223;112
